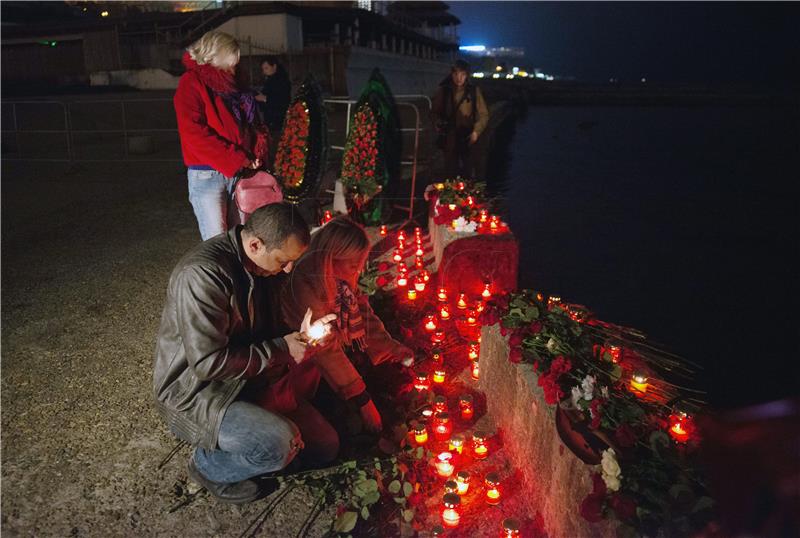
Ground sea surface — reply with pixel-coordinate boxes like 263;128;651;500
489;104;800;409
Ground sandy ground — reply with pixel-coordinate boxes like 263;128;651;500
1;161;332;537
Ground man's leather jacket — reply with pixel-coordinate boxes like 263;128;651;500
152;227;290;450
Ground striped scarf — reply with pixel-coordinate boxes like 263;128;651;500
335;279;366;351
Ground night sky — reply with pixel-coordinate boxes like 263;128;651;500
449;1;800;85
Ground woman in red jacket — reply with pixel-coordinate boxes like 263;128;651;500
174;31;269;240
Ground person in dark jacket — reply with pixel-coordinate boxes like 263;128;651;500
431;59;489;179
255;55;291;164
152;203;337;504
174;30;270;241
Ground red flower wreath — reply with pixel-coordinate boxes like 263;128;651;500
275;101;310;189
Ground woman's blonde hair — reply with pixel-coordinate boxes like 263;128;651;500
187;30;240;70
295;216;370;307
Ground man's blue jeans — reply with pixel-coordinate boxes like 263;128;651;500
192;400;339;484
187;169;244;241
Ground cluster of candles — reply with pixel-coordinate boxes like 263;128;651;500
438;469;505;527
387;227;432;301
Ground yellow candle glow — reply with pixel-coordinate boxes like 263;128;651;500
435;451;455;477
414;424;428;445
457;293;468;309
415;246;424;257
448;434;465;454
393;249;402;262
440;305;451;320
433;368;446;384
468;342;479;360
414;372;430;391
470;360;480;380
456;471;470;494
407;288;417;301
424;315;437;332
502;518;521;536
415;276;426;292
415;256;424;269
379;224;387;236
437;287;448;302
466;310;478;326
479;209;488;223
459;394;474;420
485;472;501;505
472;431;488;459
481;282;492;299
397;274;408;287
421;269;431;282
441;493;461;528
630;371;649;394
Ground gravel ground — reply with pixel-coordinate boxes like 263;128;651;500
1;161;332;537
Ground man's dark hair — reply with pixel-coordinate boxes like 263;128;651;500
261;55;279;67
244;202;310;250
452;59;471;73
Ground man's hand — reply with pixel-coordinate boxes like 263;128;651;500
283;332;309;364
359;399;382;433
469;131;479;145
299;308;337;346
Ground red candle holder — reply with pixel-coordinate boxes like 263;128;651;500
459;394;474;420
606;344;621;364
393;249;402;262
502;518;521;536
433;395;448;413
466;195;475;207
448;433;465;454
431;329;445;345
439;305;451;321
472;431;488;459
668;410;693;443
424;314;438;332
397;273;408;288
414;276;426;292
435;451;455;477
431;348;443;363
397;261;407;274
421;269;431;282
379;224;387;236
441;493;461;528
397;230;406;242
415;256;425;269
456;293;468;309
457;181;465;191
466;309;478;326
479;209;488;223
444;479;459;494
484;472;501;505
455;471;470;494
468;341;479;361
547;295;561;309
414;226;422;236
433;412;452;441
322;210;333;224
415;245;424;257
470;359;480;381
481;282;492;299
437;287;448;302
414;371;430;392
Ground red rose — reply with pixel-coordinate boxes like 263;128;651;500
529;321;543;333
579;493;605;523
508;331;524;347
376;276;388;287
609;493;636;521
509;348;522;363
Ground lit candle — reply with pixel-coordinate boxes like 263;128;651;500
630;371;649;394
397;230;406;242
305;320;331;345
455;471;470;494
547;295;561;308
415;276;426;292
414;424;428;445
397;261;407;274
379;224;387;236
433;395;448;413
607;344;621;364
415;256;424;269
397;272;408;287
481;282;492;299
489;215;499;231
470;359;480;381
441;493;461;528
414;371;430;392
393;249;402;262
414;226;421;236
431;348;443;363
421;269;431;282
439;305;451;321
457;293;468;309
448;433;465;454
472;431;488;459
407;288;417;301
415;245;424;257
435;451;455;477
437;287;448;302
466;309;478;326
479;209;488;223
397;238;405;250
448;203;457;211
466;195;475;206
444;479;459;494
323;210;333;224
431;329;445;344
433;412;452;440
502;517;521;537
425;314;438;332
433;368;446;384
468;342;479;361
485;472;501;505
669;410;691;443
420;406;434;421
459;394;474;420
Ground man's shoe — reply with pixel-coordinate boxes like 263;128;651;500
187;458;264;504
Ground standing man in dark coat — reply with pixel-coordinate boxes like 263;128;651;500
431;59;489;179
255;56;291;165
152;203;337;504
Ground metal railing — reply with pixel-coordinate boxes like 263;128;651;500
1;98;180;162
323;94;432;223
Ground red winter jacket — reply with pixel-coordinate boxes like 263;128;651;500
174;53;268;178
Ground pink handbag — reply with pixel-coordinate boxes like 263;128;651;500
234;170;284;214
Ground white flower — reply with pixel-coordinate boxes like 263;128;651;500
581;375;596;401
452;216;477;233
571;386;583;408
600;448;622;492
546;337;557;352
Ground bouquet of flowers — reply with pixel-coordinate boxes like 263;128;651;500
340;103;382;210
274;101;310;189
429;178;488;226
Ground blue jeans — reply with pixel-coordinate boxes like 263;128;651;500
187;169;244;241
193;400;339;484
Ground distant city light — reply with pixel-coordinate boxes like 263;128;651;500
512;67;519;75
641;77;647;83
100;10;109;17
472;72;485;78
492;73;500;79
459;45;486;52
495;66;502;72
505;73;514;79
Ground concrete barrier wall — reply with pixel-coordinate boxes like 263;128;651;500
479;323;617;538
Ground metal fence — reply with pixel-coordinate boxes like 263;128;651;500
1;98;180;162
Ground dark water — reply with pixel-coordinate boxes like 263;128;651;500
492;104;800;409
